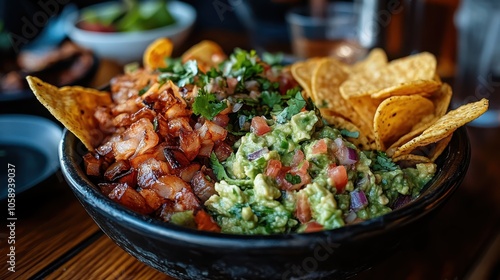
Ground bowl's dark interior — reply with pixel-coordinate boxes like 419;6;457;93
60;127;470;280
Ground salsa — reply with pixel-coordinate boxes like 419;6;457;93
82;49;436;234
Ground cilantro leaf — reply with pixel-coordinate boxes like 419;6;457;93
158;59;199;87
275;90;306;124
371;151;398;172
210;153;252;186
192;91;227;120
262;52;284;66
210;152;229;181
261;91;281;108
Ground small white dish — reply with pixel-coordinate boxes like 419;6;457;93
65;1;196;64
0;115;62;200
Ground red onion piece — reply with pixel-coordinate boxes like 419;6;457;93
334;138;358;165
392;195;412;209
350;189;368;211
247;147;269;161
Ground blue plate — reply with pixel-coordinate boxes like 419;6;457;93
0;115;62;200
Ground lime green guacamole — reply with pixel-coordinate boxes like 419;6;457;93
205;111;436;234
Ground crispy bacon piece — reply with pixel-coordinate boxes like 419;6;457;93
83;153;102;176
163;148;190;170
190;167;216;202
213;141;233;161
112;118;159;160
108;183;154;215
179;129;201;161
178;163;201;182
104;160;131;181
136;158;170;188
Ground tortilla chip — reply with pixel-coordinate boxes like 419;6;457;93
370;79;441;99
392;154;432;168
340;52;438;99
350;48;388;74
291;58;321;99
392;98;489;157
428;134;453;161
429;83;452;118
311;57;357;121
385;115;436;157
373;95;435;151
27;76;112;150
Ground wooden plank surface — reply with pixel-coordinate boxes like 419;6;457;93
45;234;173;280
0;173;100;280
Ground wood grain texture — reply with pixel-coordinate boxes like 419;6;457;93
0;175;100;280
45;235;173;280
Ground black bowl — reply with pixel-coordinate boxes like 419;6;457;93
59;127;470;280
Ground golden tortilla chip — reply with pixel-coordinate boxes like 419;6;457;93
340;52;438;99
290;58;321;99
311;57;357;121
392;98;489;157
350;48;388;74
385;115;435;157
370;79;441;99
392;154;432;168
429;83;452;118
428;134;453;161
373;95;435;151
27;76;112;150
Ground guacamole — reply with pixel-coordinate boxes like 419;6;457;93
205;110;436;234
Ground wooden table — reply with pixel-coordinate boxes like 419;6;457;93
1;31;499;280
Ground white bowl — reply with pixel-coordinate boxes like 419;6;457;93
66;1;196;64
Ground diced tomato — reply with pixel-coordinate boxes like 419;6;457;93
304;221;324;233
265;159;282;178
311;139;328;154
250;116;271;136
291;150;305;168
295;192;311;223
195;209;221;232
327;164;348;193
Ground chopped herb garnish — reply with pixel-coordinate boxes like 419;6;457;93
192;91;227;120
285;173;301;184
262;52;284;66
275;90;306;124
370;151;398;172
138;85;150;96
153;117;159;132
340;129;360;139
261;91;281;108
158;59;199;87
